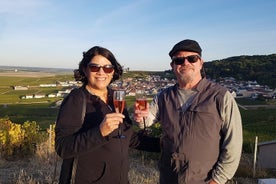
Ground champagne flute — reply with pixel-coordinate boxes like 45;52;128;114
113;90;126;138
135;89;148;131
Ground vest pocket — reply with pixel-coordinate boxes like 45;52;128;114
187;160;214;183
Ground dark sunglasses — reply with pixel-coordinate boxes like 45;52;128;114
87;63;114;73
172;55;201;65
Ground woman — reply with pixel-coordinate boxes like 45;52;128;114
55;46;159;184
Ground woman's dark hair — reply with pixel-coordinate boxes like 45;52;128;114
74;46;123;84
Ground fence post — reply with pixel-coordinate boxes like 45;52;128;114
253;136;258;178
49;124;52;152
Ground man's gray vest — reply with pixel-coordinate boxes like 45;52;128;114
157;78;227;184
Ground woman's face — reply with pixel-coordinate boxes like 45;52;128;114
84;55;114;91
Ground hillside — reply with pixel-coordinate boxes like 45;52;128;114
125;54;276;89
204;54;276;88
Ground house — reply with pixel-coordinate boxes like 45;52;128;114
47;94;57;98
33;94;46;98
25;94;33;99
20;94;33;99
39;84;57;87
257;140;276;169
13;86;28;90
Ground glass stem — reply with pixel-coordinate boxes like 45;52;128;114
143;117;147;131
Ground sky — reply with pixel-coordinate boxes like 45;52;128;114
0;0;275;71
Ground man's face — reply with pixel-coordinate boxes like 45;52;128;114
171;51;203;85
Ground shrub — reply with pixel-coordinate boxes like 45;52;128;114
0;118;46;160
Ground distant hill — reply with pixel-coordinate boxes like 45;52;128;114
204;54;276;88
0;65;73;74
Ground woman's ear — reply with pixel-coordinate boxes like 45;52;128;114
82;66;88;77
170;62;174;69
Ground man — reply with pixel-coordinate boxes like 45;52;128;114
134;39;243;184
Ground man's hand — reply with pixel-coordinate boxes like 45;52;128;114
133;101;149;128
208;179;218;184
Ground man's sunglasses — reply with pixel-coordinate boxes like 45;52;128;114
172;55;201;65
87;63;114;73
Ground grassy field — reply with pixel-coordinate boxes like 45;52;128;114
0;74;74;129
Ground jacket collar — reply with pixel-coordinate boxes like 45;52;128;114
174;78;208;93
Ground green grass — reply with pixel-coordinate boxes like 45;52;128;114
0;74;73;104
0;103;59;130
236;98;268;105
0;75;74;86
240;108;276;153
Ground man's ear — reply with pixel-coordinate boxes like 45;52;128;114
200;59;204;69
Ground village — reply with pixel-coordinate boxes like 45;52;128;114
13;74;276;101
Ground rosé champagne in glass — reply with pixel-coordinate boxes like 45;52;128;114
135;89;148;130
113;90;126;138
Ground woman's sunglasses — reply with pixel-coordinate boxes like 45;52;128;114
172;55;201;65
87;63;114;73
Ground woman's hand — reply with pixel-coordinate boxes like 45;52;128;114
99;113;125;136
